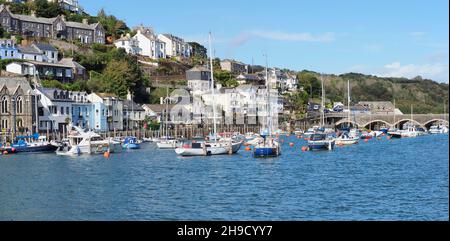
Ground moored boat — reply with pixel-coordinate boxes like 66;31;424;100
122;136;141;149
308;133;335;151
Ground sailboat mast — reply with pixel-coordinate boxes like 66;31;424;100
165;87;169;139
208;32;218;141
393;99;396;128
347;80;351;128
321;76;325;127
265;54;271;136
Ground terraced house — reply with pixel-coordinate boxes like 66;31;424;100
0;4;105;44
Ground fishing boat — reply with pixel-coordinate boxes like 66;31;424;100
122;136;141;149
56;125;122;156
253;54;281;158
11;134;59;153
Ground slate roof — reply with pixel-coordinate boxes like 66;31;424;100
0;77;33;94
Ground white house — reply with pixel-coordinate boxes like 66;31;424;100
114;33;141;55
35;87;74;133
18;43;59;63
157;34;192;58
133;26;166;59
186;66;211;95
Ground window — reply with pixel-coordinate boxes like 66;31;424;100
66;107;70;115
1;96;8;114
61;107;64;115
16;96;23;114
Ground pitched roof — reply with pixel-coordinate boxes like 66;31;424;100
0;77;33;94
36;87;74;102
142;104;175;113
33;43;58;52
187;66;209;72
123;100;144;111
18;45;41;55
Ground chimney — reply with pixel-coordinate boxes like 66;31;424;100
82;18;88;25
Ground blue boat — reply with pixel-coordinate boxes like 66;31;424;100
11;134;58;153
253;135;281;158
122;137;141;149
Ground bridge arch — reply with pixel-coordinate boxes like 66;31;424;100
361;120;392;130
393;119;425;129
423;119;449;129
335;119;359;129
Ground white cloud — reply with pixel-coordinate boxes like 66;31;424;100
376;62;449;82
249;30;335;42
410;32;426;37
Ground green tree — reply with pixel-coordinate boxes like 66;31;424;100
33;0;63;18
102;59;138;98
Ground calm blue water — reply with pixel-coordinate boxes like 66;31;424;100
0;134;448;221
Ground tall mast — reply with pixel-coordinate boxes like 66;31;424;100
347;79;351;128
321;76;325;127
165;86;169;139
208;32;217;141
393;99;396;128
265;53;271;136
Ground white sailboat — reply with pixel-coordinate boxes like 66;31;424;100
156;87;181;149
336;80;359;145
308;76;335;151
176;32;241;156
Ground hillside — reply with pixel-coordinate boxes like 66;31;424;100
298;71;449;114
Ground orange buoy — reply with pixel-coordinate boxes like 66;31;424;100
301;146;309;152
104;151;110;158
245;147;252;151
364;139;369;143
289;143;295;147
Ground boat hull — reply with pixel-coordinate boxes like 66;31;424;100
12;144;58;153
253;147;280;158
308;140;335;151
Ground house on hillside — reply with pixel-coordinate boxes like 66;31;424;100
6;57;86;82
186;66;211;95
157;34;192;58
0;5;104;44
18;42;59;63
0;38;19;60
220;59;248;75
133;26;166;59
88;93;123;131
114;33;141;55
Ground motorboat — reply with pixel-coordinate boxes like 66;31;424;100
11;134;59;153
308;133;335;151
335;130;359;145
122;136;141;149
303;126;319;140
56;125;122;156
156;138;182;149
429;124;449;134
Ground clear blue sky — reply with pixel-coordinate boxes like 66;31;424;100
81;0;449;83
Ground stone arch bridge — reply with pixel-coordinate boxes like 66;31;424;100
298;113;449;130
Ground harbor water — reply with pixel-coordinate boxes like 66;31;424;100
0;134;448;220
